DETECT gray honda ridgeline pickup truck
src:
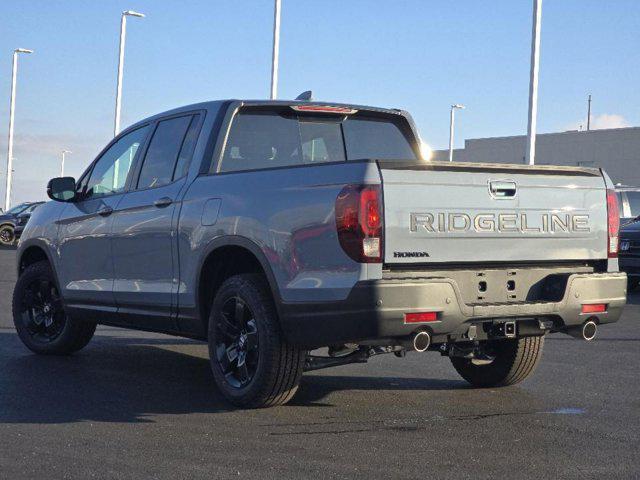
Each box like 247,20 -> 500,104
13,99 -> 626,408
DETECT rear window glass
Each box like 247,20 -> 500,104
219,109 -> 417,173
342,118 -> 417,160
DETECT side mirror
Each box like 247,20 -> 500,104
47,177 -> 77,202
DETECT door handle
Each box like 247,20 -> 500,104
154,197 -> 173,208
98,206 -> 113,217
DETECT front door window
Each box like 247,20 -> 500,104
84,126 -> 150,199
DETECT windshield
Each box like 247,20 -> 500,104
5,203 -> 29,215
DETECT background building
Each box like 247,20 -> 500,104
434,126 -> 640,186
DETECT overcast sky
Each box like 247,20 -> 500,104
0,0 -> 638,204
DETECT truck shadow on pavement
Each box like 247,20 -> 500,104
0,331 -> 467,424
291,375 -> 467,407
0,331 -> 231,424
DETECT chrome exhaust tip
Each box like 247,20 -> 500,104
581,320 -> 597,341
565,320 -> 598,341
412,331 -> 431,352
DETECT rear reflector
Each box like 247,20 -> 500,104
291,105 -> 358,114
404,312 -> 438,323
581,303 -> 607,314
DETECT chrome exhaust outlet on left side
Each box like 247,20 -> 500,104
398,331 -> 432,352
565,320 -> 598,341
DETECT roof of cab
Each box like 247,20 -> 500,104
122,99 -> 408,133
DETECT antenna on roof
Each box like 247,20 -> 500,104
295,90 -> 313,101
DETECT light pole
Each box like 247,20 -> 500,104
4,48 -> 33,211
448,104 -> 465,162
525,0 -> 542,165
114,10 -> 145,137
61,150 -> 72,177
270,0 -> 282,99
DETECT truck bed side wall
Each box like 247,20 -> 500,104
176,161 -> 382,334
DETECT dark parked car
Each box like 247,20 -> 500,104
14,211 -> 37,241
615,186 -> 640,223
616,186 -> 640,289
619,222 -> 640,288
0,202 -> 44,246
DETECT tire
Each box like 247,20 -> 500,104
450,336 -> 545,388
0,224 -> 14,246
208,274 -> 305,408
12,260 -> 96,355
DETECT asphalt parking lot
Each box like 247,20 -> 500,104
0,246 -> 638,479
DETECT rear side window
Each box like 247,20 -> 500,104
136,115 -> 194,190
219,108 -> 417,173
173,116 -> 200,180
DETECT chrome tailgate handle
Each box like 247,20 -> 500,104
489,181 -> 517,198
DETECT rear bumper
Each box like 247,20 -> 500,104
280,272 -> 627,348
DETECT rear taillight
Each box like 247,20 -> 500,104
606,189 -> 620,258
335,184 -> 383,263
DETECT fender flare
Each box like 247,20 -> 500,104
195,235 -> 284,319
16,238 -> 60,286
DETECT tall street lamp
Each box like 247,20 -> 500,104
114,10 -> 145,137
270,0 -> 282,99
61,150 -> 72,177
4,48 -> 33,211
525,0 -> 542,165
448,104 -> 465,162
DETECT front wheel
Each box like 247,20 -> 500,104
0,225 -> 15,246
208,274 -> 305,408
450,336 -> 545,387
12,261 -> 96,355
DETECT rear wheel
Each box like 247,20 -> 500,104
12,261 -> 96,355
0,225 -> 14,246
450,336 -> 545,387
208,274 -> 305,408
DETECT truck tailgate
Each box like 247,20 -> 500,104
379,161 -> 608,265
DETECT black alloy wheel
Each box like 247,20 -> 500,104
13,260 -> 97,355
19,277 -> 66,344
214,296 -> 260,389
207,274 -> 305,408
